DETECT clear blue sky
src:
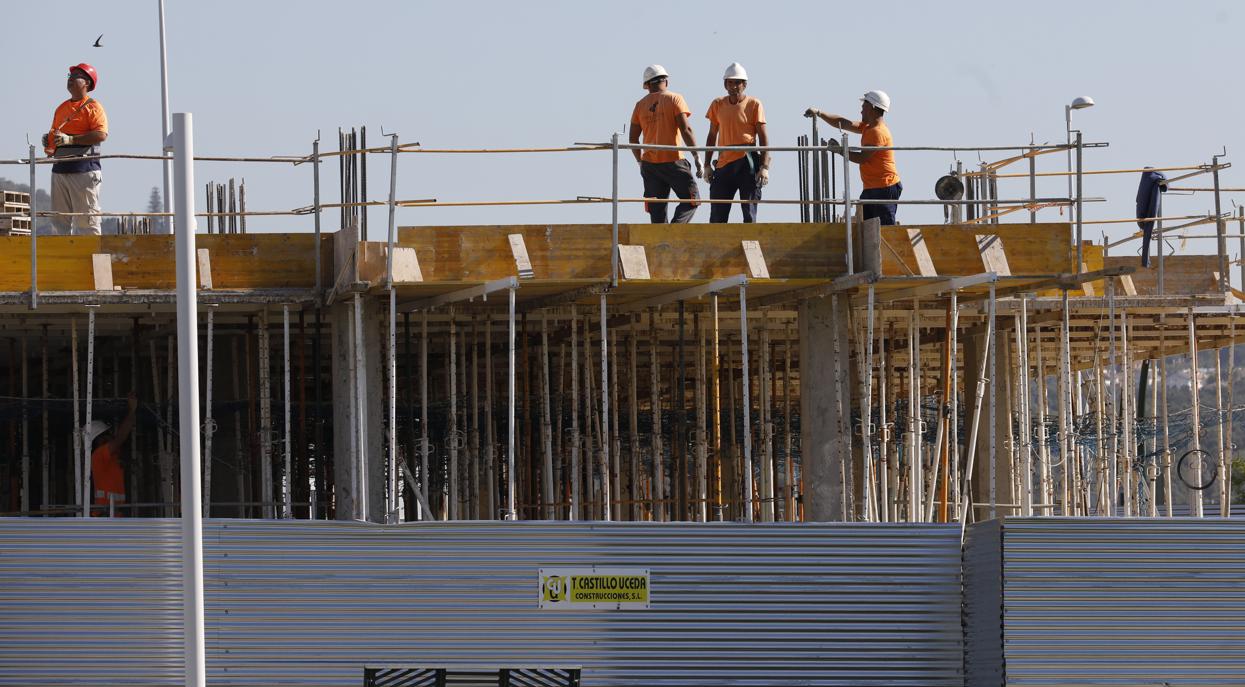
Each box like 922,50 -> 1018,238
3,0 -> 1242,283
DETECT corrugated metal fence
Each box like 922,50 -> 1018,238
0,519 -> 964,686
965,517 -> 1245,686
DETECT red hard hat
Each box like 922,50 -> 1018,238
68,63 -> 98,91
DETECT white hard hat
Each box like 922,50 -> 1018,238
642,64 -> 669,86
723,62 -> 748,81
83,420 -> 110,444
861,90 -> 891,112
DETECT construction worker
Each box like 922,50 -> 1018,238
703,63 -> 769,223
43,63 -> 108,235
630,64 -> 702,224
86,392 -> 137,515
805,90 -> 902,225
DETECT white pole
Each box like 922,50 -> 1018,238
157,0 -> 173,234
172,112 -> 206,687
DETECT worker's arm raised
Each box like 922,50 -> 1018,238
108,392 -> 138,455
804,108 -> 864,134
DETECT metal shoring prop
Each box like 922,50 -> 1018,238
949,290 -> 960,520
1215,340 -> 1227,518
1186,308 -> 1202,517
1035,325 -> 1052,510
541,312 -> 555,519
879,322 -> 890,521
506,286 -> 518,520
385,132 -> 400,523
421,313 -> 431,520
648,308 -> 661,521
1106,280 -> 1117,516
860,285 -> 876,521
629,315 -> 642,521
571,306 -> 581,520
1120,309 -> 1133,517
1060,290 -> 1073,514
203,307 -> 215,517
909,302 -> 920,521
1019,299 -> 1032,517
989,286 -> 998,520
959,282 -> 995,535
599,293 -> 611,521
448,307 -> 458,520
283,305 -> 293,519
353,293 -> 368,520
712,296 -> 723,520
1158,319 -> 1170,517
1227,317 -> 1236,515
259,310 -> 273,519
40,328 -> 49,510
18,338 -> 27,513
83,307 -> 96,516
740,284 -> 753,522
485,317 -> 496,519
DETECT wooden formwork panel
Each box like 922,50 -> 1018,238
393,223 -> 846,283
880,223 -> 1074,277
1104,254 -> 1224,296
0,234 -> 328,291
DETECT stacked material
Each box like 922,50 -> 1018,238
0,191 -> 31,235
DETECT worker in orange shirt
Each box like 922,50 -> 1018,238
703,63 -> 769,223
629,64 -> 702,223
86,392 -> 137,515
43,63 -> 109,235
805,90 -> 902,225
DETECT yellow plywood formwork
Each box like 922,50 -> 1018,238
0,234 -> 328,292
881,223 -> 1075,277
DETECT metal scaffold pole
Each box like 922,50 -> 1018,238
172,111 -> 206,687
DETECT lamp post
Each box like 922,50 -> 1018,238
1065,96 -> 1094,222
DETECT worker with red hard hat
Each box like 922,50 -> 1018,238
43,63 -> 109,235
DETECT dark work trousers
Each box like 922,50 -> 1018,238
709,154 -> 761,223
641,159 -> 699,223
860,181 -> 903,225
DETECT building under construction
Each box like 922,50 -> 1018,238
1,132 -> 1243,685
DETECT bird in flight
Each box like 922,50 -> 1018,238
93,34 -> 103,48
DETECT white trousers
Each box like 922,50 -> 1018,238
51,170 -> 102,235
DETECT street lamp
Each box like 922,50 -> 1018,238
1065,96 -> 1094,221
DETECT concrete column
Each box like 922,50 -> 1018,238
799,295 -> 851,521
331,295 -> 385,521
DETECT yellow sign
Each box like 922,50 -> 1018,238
538,567 -> 650,610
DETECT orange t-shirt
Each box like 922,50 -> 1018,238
92,443 -> 125,503
48,98 -> 108,148
631,91 -> 691,164
859,120 -> 899,189
706,95 -> 765,168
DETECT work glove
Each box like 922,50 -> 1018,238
804,108 -> 820,118
756,168 -> 769,187
702,165 -> 715,183
827,139 -> 843,155
52,132 -> 74,147
40,133 -> 49,147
